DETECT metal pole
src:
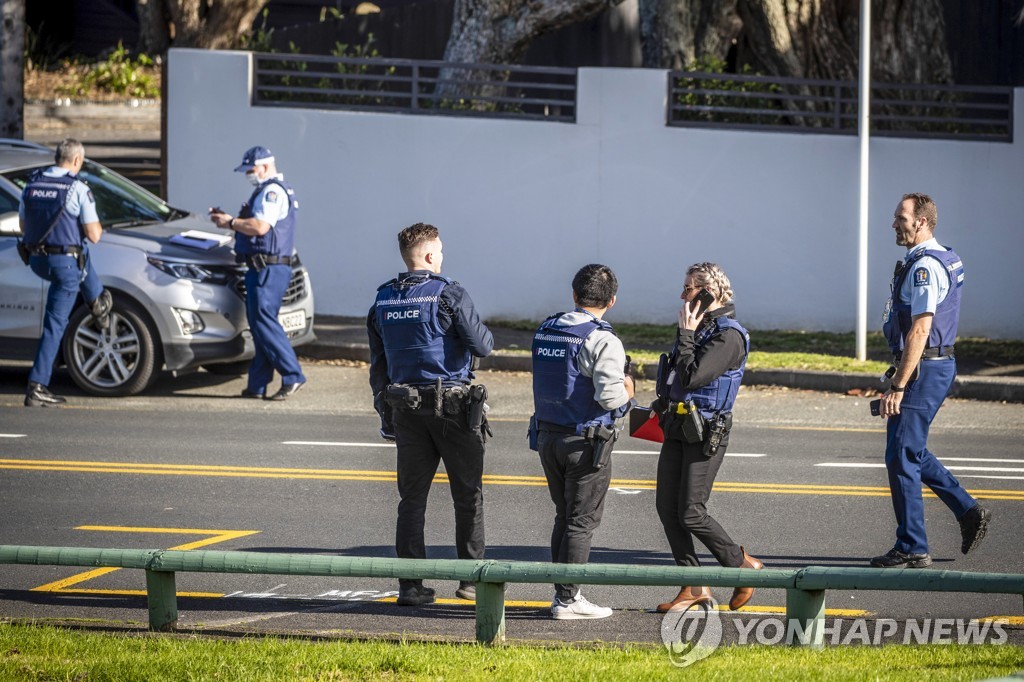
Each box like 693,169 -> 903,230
855,0 -> 872,361
145,569 -> 178,631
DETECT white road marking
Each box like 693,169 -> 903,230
957,475 -> 1024,481
942,457 -> 1024,463
610,488 -> 643,495
816,463 -> 1024,473
283,441 -> 395,448
616,450 -> 766,458
0,434 -> 26,438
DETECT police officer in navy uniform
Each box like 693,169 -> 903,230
652,262 -> 762,613
19,138 -> 112,407
871,193 -> 991,568
367,223 -> 493,606
210,146 -> 306,401
530,264 -> 635,620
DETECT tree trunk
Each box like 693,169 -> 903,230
737,0 -> 952,84
438,0 -> 625,101
166,0 -> 266,49
136,0 -> 171,55
638,0 -> 741,70
0,0 -> 25,139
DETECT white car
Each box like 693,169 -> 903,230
0,139 -> 316,396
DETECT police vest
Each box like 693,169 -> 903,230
235,178 -> 298,257
21,170 -> 81,248
667,316 -> 749,419
532,312 -> 618,430
374,274 -> 472,387
882,247 -> 963,353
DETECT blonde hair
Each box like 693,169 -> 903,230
686,262 -> 734,304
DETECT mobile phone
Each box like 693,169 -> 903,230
691,288 -> 715,317
208,207 -> 224,215
870,399 -> 881,417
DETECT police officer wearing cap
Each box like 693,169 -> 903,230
529,264 -> 635,620
209,146 -> 306,401
19,138 -> 112,407
871,192 -> 992,568
367,223 -> 493,606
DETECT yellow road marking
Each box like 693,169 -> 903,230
978,616 -> 1024,625
766,426 -> 886,434
369,597 -> 869,616
31,526 -> 260,594
3,458 -> 1023,500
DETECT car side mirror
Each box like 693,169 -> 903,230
0,212 -> 20,236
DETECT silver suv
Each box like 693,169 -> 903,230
0,140 -> 315,396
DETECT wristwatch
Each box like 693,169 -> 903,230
229,218 -> 237,230
890,384 -> 905,393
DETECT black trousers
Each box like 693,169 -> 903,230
538,430 -> 613,600
393,407 -> 485,585
655,420 -> 743,569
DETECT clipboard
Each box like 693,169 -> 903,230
629,406 -> 664,443
169,230 -> 232,250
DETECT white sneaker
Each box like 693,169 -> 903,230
550,593 -> 613,620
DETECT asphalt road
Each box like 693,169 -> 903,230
1,360 -> 1022,646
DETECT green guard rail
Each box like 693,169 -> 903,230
2,545 -> 1022,646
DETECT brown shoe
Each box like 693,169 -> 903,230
729,547 -> 764,611
656,585 -> 712,613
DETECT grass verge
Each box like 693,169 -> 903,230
1,622 -> 1022,681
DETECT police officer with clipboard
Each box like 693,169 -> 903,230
19,138 -> 112,407
210,146 -> 306,401
367,223 -> 493,606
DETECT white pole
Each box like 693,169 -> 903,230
855,0 -> 872,361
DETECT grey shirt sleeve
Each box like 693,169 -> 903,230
577,329 -> 631,411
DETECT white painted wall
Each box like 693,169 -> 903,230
167,48 -> 1024,338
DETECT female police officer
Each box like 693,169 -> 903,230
652,262 -> 763,613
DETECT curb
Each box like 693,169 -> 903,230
299,341 -> 1024,403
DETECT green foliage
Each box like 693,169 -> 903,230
240,9 -> 275,53
55,43 -> 159,99
676,55 -> 783,125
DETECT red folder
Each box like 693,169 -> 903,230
629,406 -> 664,443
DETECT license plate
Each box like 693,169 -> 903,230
278,310 -> 306,333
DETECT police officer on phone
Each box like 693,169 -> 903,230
367,223 -> 493,606
209,145 -> 306,401
19,138 -> 112,407
871,193 -> 991,568
529,264 -> 635,620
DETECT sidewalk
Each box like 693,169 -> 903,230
305,316 -> 1024,403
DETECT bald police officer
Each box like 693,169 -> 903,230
872,192 -> 992,568
210,146 -> 306,401
20,138 -> 112,407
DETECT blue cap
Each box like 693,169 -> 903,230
234,145 -> 275,172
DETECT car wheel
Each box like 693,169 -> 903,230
201,360 -> 251,376
62,295 -> 162,397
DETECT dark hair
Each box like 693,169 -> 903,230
398,222 -> 440,258
902,192 -> 938,230
572,264 -> 618,309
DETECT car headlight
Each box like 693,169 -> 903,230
172,308 -> 206,335
147,257 -> 232,284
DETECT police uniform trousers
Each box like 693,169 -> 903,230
537,429 -> 613,601
393,403 -> 485,583
28,248 -> 104,387
244,264 -> 305,393
655,416 -> 744,569
885,357 -> 975,555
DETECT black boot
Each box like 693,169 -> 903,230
25,382 -> 67,407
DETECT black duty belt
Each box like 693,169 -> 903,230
246,254 -> 293,267
30,244 -> 82,256
536,420 -> 578,435
895,345 -> 955,362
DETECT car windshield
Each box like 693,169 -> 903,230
2,160 -> 175,228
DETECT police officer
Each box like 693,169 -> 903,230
209,146 -> 306,400
20,138 -> 112,407
872,193 -> 991,568
652,262 -> 762,613
367,223 -> 493,606
530,264 -> 635,620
